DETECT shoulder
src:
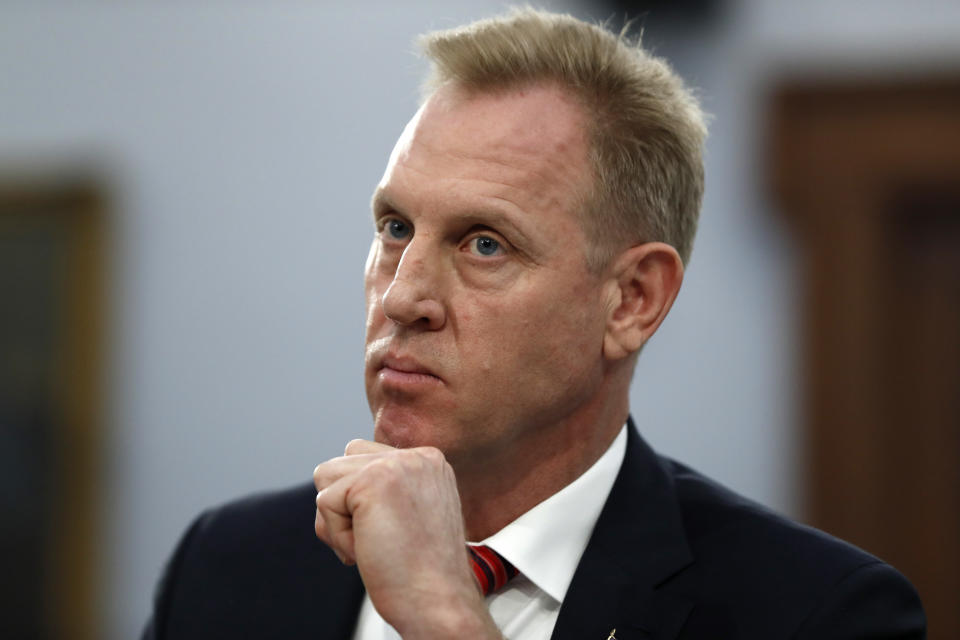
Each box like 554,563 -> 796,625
143,483 -> 363,640
660,457 -> 926,637
166,481 -> 344,581
185,482 -> 320,553
666,456 -> 873,577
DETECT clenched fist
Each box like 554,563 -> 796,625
313,440 -> 502,639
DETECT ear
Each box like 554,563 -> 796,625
602,242 -> 684,360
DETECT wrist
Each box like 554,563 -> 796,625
394,585 -> 501,640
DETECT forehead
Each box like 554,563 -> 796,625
418,82 -> 588,163
376,82 -> 591,216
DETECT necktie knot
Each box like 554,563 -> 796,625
467,544 -> 518,596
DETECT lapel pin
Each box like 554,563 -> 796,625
606,629 -> 617,640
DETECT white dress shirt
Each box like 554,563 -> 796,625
351,424 -> 628,640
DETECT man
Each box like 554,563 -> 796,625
144,9 -> 926,639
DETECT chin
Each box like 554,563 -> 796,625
372,408 -> 446,451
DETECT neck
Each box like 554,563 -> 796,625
455,379 -> 630,542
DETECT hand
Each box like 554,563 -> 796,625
313,440 -> 501,639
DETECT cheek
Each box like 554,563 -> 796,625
363,288 -> 380,341
363,247 -> 391,337
466,279 -> 602,380
456,308 -> 503,375
529,304 -> 598,367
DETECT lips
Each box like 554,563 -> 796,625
375,352 -> 444,389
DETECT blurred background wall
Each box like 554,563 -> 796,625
1,1 -> 957,638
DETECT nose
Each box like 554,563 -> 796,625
380,241 -> 446,331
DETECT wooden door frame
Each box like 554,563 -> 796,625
767,75 -> 960,639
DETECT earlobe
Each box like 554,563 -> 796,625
602,243 -> 684,360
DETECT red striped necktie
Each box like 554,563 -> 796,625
467,544 -> 519,596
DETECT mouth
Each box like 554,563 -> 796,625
376,353 -> 443,388
381,353 -> 435,375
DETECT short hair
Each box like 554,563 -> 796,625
418,8 -> 707,268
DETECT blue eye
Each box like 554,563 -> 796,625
469,236 -> 501,256
386,219 -> 410,240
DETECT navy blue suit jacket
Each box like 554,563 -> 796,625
143,422 -> 925,638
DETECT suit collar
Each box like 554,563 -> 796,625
551,417 -> 694,640
482,424 -> 628,602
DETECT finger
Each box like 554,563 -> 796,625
314,490 -> 340,543
315,506 -> 354,565
315,477 -> 359,563
314,507 -> 328,543
313,453 -> 386,491
344,439 -> 395,456
320,504 -> 356,564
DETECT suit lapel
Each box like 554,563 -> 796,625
551,420 -> 694,640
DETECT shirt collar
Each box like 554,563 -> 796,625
477,424 -> 628,603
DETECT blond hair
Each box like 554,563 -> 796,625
419,8 -> 707,268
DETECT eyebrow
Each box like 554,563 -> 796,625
369,188 -> 393,220
458,199 -> 539,250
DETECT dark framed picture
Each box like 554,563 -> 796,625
0,179 -> 106,640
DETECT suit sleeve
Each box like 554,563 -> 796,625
794,560 -> 926,639
140,510 -> 209,640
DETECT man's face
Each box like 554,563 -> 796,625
364,83 -> 610,467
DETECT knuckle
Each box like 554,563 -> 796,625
344,439 -> 365,455
417,445 -> 447,466
364,454 -> 395,478
361,454 -> 407,490
395,449 -> 424,472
